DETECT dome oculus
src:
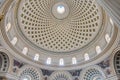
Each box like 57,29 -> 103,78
57,5 -> 65,14
52,2 -> 69,19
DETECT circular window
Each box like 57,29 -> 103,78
57,6 -> 65,14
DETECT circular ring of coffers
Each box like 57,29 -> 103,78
1,0 -> 119,70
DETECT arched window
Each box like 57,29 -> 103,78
22,47 -> 28,55
105,34 -> 111,43
59,58 -> 64,66
96,46 -> 102,54
72,57 -> 77,64
11,37 -> 18,45
6,22 -> 11,32
34,54 -> 39,61
110,18 -> 114,26
84,53 -> 90,61
46,57 -> 51,65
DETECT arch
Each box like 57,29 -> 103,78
22,47 -> 28,55
84,53 -> 90,61
114,50 -> 120,75
72,57 -> 77,64
46,57 -> 52,65
79,65 -> 106,80
10,37 -> 18,46
0,52 -> 9,72
105,34 -> 111,43
0,54 -> 2,70
49,71 -> 72,80
59,58 -> 64,66
110,46 -> 120,76
112,47 -> 120,75
5,22 -> 11,32
18,65 -> 43,80
96,46 -> 102,54
0,47 -> 14,76
34,54 -> 39,61
110,18 -> 114,26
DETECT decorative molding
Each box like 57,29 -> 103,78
49,71 -> 73,80
18,65 -> 43,80
79,65 -> 106,80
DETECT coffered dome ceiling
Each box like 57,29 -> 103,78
0,0 -> 118,70
17,0 -> 102,52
